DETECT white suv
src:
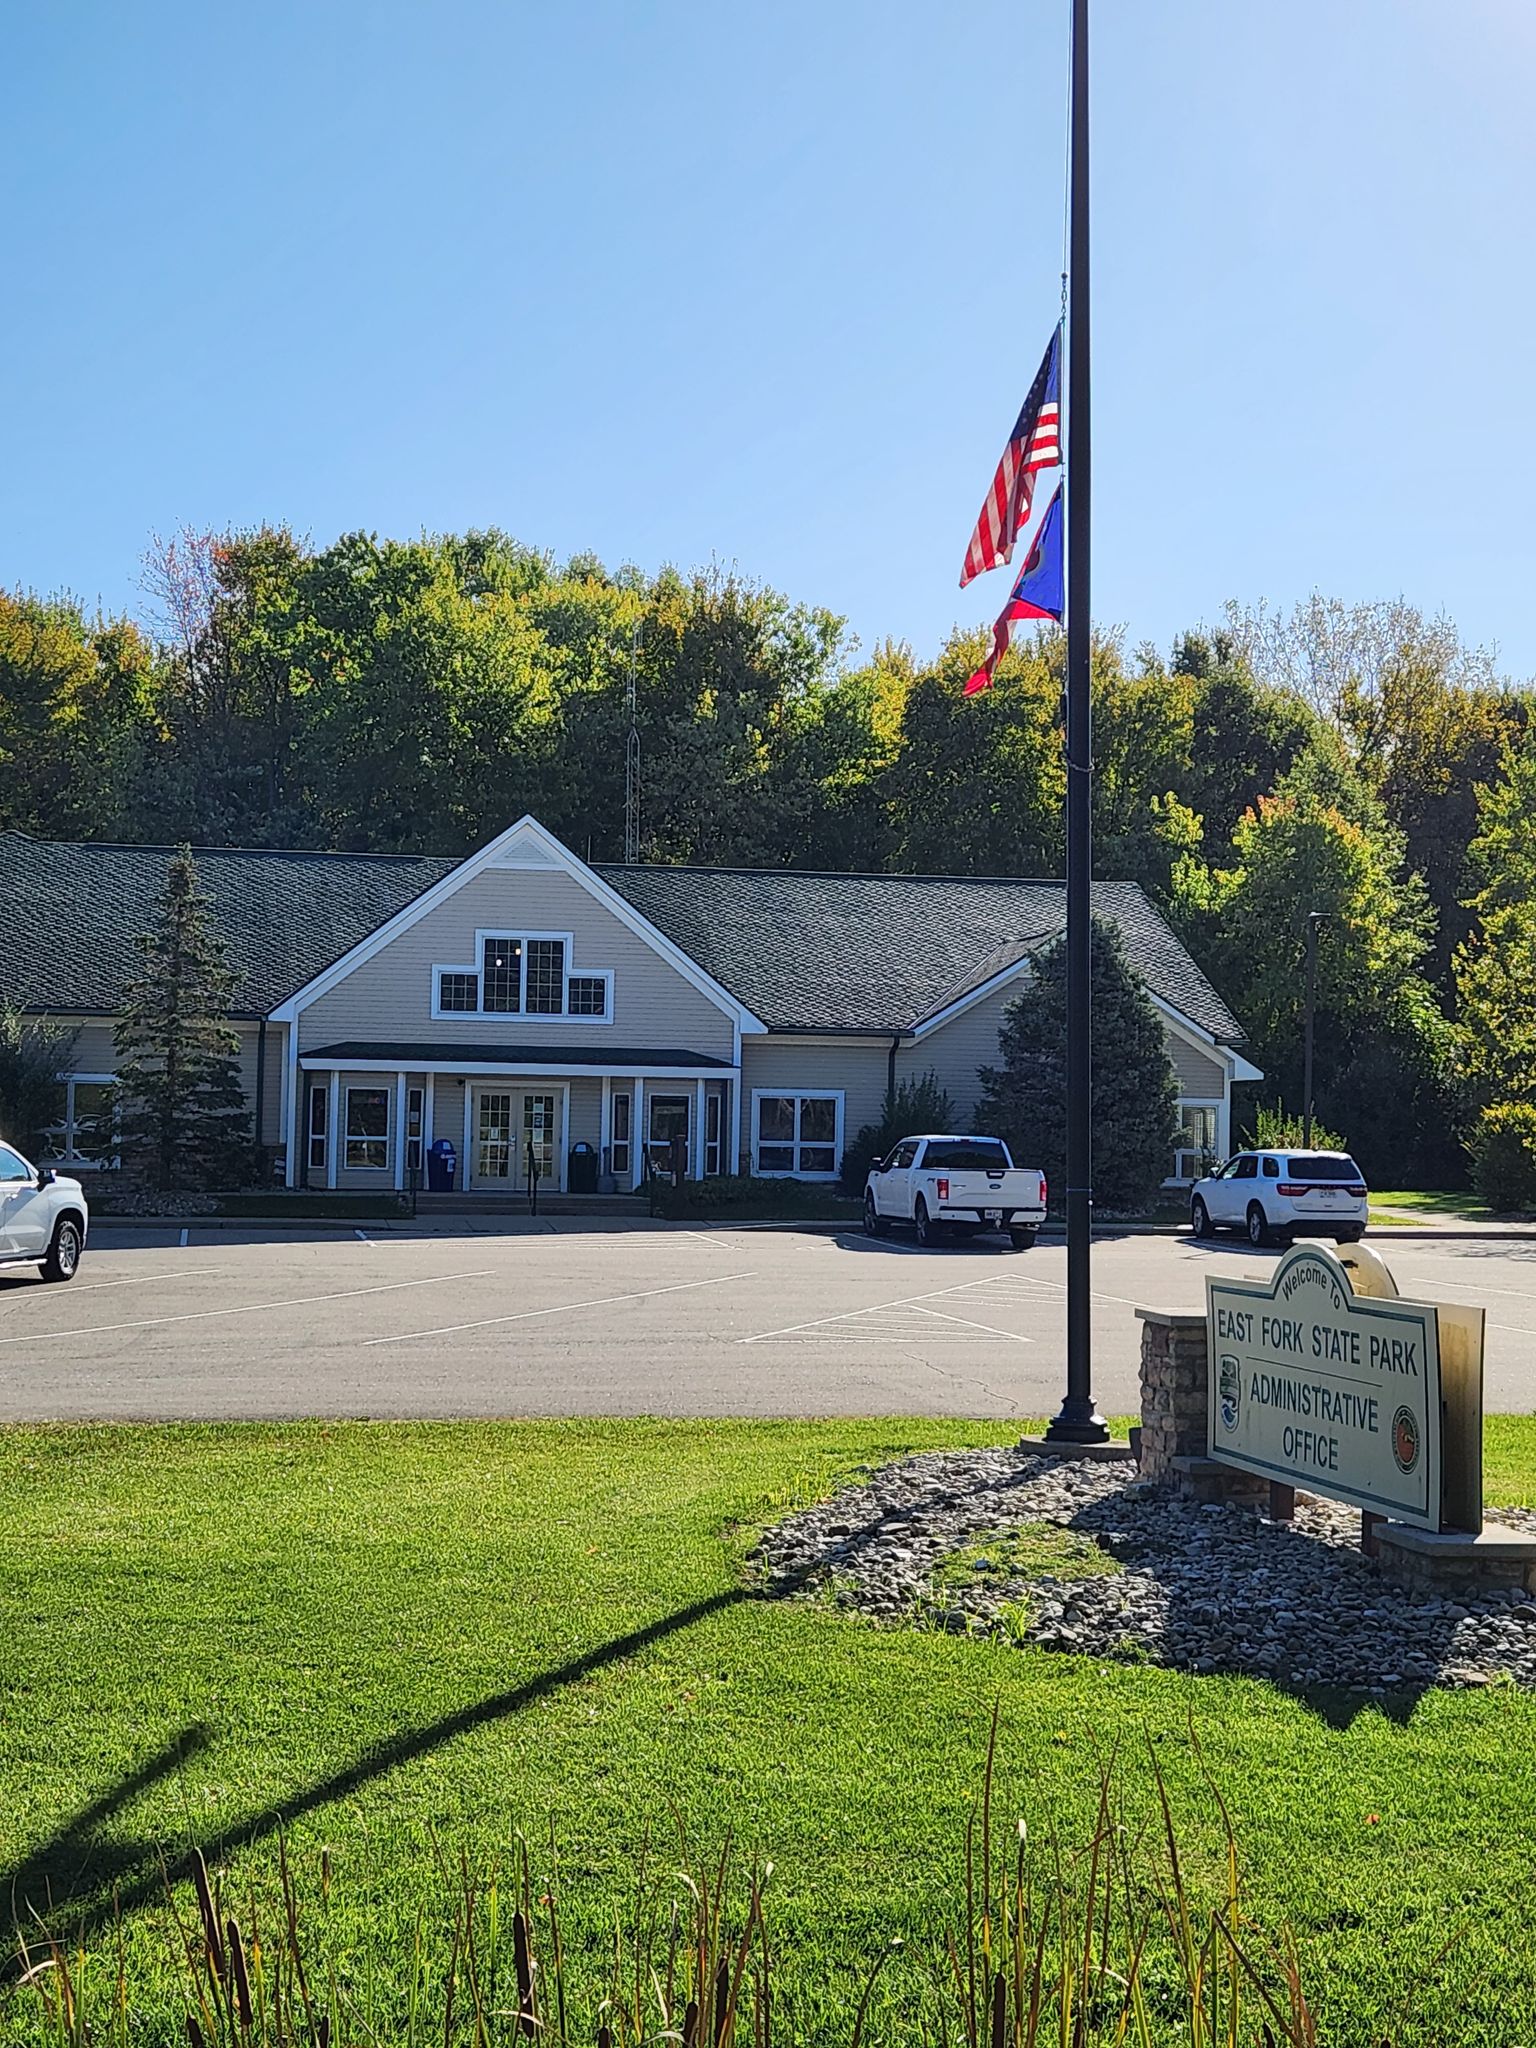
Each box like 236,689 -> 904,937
0,1139 -> 88,1281
1190,1149 -> 1367,1248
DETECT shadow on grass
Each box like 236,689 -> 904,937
3,1586 -> 748,1962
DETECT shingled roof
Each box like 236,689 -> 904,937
596,864 -> 1244,1042
0,830 -> 1243,1043
0,832 -> 456,1017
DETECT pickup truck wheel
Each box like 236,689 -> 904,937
1008,1226 -> 1037,1251
1190,1196 -> 1212,1239
42,1217 -> 82,1283
913,1196 -> 942,1248
1245,1203 -> 1271,1249
862,1191 -> 889,1238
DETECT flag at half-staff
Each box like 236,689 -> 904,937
959,327 -> 1062,587
963,486 -> 1063,696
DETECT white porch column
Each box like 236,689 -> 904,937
633,1077 -> 646,1191
462,1082 -> 474,1192
424,1073 -> 436,1151
325,1071 -> 339,1190
599,1075 -> 612,1177
729,1073 -> 743,1177
280,1027 -> 296,1187
393,1071 -> 408,1192
693,1078 -> 706,1179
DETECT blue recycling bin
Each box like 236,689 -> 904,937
427,1138 -> 457,1192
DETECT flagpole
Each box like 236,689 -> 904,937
1044,0 -> 1108,1446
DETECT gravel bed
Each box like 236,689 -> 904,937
750,1448 -> 1536,1695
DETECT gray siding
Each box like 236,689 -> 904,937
297,868 -> 735,1060
739,1037 -> 889,1175
1167,1036 -> 1225,1097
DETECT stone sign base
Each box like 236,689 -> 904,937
1374,1521 -> 1536,1596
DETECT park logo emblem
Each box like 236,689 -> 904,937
1392,1404 -> 1421,1476
1218,1353 -> 1241,1434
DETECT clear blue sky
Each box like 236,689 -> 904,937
5,0 -> 1533,676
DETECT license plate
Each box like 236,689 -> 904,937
985,1208 -> 1003,1222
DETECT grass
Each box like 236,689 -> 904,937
1370,1189 -> 1502,1222
6,1418 -> 1536,2042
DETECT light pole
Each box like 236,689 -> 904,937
1302,912 -> 1323,1147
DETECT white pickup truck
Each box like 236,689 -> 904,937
863,1133 -> 1047,1250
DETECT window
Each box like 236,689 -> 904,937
1172,1104 -> 1219,1184
0,1144 -> 32,1183
887,1139 -> 920,1171
705,1092 -> 722,1176
525,938 -> 565,1013
308,1084 -> 329,1174
1286,1156 -> 1365,1184
434,934 -> 611,1020
1262,1155 -> 1280,1178
344,1087 -> 389,1171
438,970 -> 479,1013
481,936 -> 522,1013
1233,1156 -> 1258,1180
406,1086 -> 424,1175
610,1091 -> 631,1178
43,1077 -> 117,1166
754,1092 -> 842,1178
922,1139 -> 1010,1171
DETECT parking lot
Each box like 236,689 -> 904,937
0,1218 -> 1534,1421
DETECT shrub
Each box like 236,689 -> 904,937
838,1071 -> 957,1194
650,1172 -> 851,1220
0,999 -> 74,1156
1470,1101 -> 1536,1213
1240,1102 -> 1347,1154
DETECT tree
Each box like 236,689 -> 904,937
0,1000 -> 74,1156
1456,735 -> 1536,1109
113,849 -> 250,1189
976,920 -> 1179,1212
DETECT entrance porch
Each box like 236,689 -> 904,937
290,1041 -> 738,1194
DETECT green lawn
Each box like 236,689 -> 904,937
6,1419 -> 1536,2042
1371,1189 -> 1502,1221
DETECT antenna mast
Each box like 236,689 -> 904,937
624,619 -> 642,865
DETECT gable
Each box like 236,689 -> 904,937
296,864 -> 738,1057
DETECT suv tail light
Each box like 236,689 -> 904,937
936,1176 -> 950,1201
1039,1175 -> 1048,1207
1277,1182 -> 1305,1196
1347,1183 -> 1367,1197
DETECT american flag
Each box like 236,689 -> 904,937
959,328 -> 1062,588
963,486 -> 1064,696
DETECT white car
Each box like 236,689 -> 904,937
1190,1148 -> 1367,1248
0,1138 -> 88,1281
865,1133 -> 1047,1249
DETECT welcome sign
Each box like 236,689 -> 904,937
1206,1245 -> 1443,1528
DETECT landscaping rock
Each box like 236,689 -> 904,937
748,1446 -> 1536,1695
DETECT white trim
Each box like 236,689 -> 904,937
749,1087 -> 845,1181
393,1072 -> 409,1191
599,1074 -> 612,1163
325,1071 -> 339,1191
268,815 -> 766,1034
464,1081 -> 569,1192
693,1078 -> 706,1179
632,1078 -> 645,1192
284,1026 -> 301,1186
423,1072 -> 436,1156
41,1073 -> 119,1169
1165,1097 -> 1224,1187
462,1082 -> 473,1190
297,1056 -> 730,1080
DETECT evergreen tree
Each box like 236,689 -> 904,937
113,849 -> 250,1189
976,920 -> 1179,1212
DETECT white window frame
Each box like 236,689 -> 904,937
42,1073 -> 119,1168
307,1081 -> 330,1177
610,1089 -> 632,1179
1171,1098 -> 1223,1185
343,1085 -> 391,1172
405,1085 -> 425,1177
750,1089 -> 844,1181
431,930 -> 614,1024
705,1090 -> 722,1176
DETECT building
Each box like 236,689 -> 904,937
3,815 -> 1259,1191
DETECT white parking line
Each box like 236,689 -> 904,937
0,1269 -> 500,1349
368,1270 -> 757,1346
2,1265 -> 237,1300
908,1304 -> 1033,1343
743,1272 -> 1040,1345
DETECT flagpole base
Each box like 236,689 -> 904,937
1018,1434 -> 1134,1463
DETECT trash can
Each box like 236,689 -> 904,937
427,1138 -> 457,1192
568,1140 -> 598,1195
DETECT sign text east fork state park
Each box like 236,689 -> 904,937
1207,1246 -> 1442,1527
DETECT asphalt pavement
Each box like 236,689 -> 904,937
0,1218 -> 1532,1421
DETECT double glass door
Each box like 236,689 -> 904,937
475,1090 -> 559,1188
